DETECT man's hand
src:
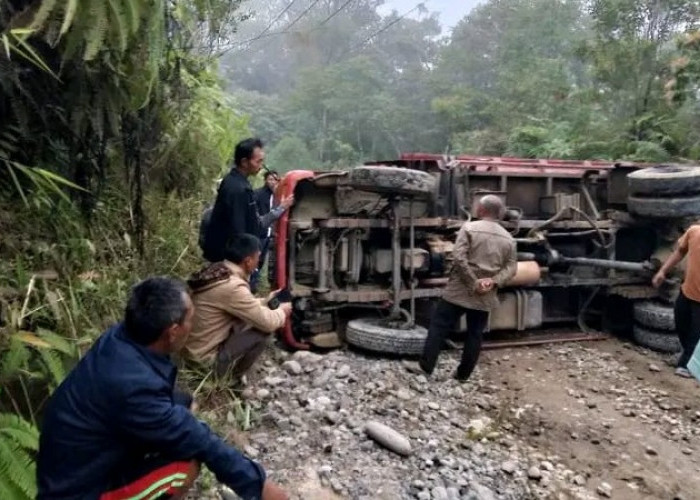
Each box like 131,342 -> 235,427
475,278 -> 495,294
262,479 -> 289,500
280,195 -> 294,210
652,271 -> 666,289
280,302 -> 293,316
268,289 -> 282,301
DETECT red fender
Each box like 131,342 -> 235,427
274,170 -> 316,350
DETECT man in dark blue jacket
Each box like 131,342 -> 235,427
37,277 -> 288,500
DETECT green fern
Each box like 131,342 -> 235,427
0,413 -> 38,500
0,337 -> 30,384
37,349 -> 66,390
84,0 -> 109,61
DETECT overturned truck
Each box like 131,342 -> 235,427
271,154 -> 696,355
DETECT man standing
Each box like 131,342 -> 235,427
652,225 -> 700,378
254,170 -> 282,288
185,234 -> 292,378
201,138 -> 292,265
418,195 -> 517,381
37,277 -> 288,500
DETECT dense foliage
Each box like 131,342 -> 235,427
224,0 -> 700,170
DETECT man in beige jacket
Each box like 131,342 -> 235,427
184,234 -> 292,377
419,195 -> 517,381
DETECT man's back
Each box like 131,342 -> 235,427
679,225 -> 700,301
203,169 -> 261,262
37,325 -> 171,498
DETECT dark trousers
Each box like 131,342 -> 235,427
250,236 -> 273,294
675,291 -> 700,368
420,299 -> 489,380
215,325 -> 269,378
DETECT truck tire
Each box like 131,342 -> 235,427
632,325 -> 681,354
346,317 -> 427,355
348,166 -> 436,198
633,301 -> 675,331
628,165 -> 700,196
628,194 -> 700,218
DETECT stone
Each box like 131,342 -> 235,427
572,475 -> 586,486
467,483 -> 497,500
501,460 -> 518,474
256,388 -> 270,399
645,446 -> 658,456
527,466 -> 542,480
597,482 -> 612,497
431,486 -> 448,500
364,421 -> 412,456
282,360 -> 302,375
649,363 -> 661,372
337,364 -> 351,378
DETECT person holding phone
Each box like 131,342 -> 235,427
184,234 -> 293,378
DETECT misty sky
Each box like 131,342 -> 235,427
379,0 -> 484,30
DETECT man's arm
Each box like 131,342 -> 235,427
451,225 -> 479,292
259,206 -> 285,229
653,233 -> 689,287
118,387 -> 266,499
492,240 -> 518,288
225,282 -> 287,333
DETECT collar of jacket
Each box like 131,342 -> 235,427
116,322 -> 175,382
223,260 -> 251,282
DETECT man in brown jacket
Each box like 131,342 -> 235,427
184,234 -> 292,377
419,195 -> 517,381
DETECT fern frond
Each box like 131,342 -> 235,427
30,0 -> 60,31
84,0 -> 108,61
0,414 -> 38,499
0,338 -> 30,383
0,413 -> 39,451
36,328 -> 76,356
59,0 -> 80,38
107,0 -> 129,53
37,349 -> 66,388
124,0 -> 143,34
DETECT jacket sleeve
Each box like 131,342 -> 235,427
451,225 -> 479,291
259,206 -> 285,229
118,385 -> 266,500
225,282 -> 287,333
493,239 -> 518,288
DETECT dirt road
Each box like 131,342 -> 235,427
196,337 -> 700,500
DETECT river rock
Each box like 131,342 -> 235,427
364,421 -> 412,456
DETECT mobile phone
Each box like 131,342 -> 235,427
268,288 -> 292,309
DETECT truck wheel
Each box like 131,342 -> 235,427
628,165 -> 700,196
633,301 -> 675,331
628,194 -> 700,218
632,325 -> 681,354
348,166 -> 436,198
346,317 -> 427,355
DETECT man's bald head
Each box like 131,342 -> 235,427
476,194 -> 505,220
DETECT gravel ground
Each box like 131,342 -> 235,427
191,337 -> 700,500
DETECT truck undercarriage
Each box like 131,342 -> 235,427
273,154 -> 692,355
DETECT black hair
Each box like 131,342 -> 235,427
263,170 -> 279,180
224,234 -> 261,264
124,277 -> 189,345
234,138 -> 264,167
